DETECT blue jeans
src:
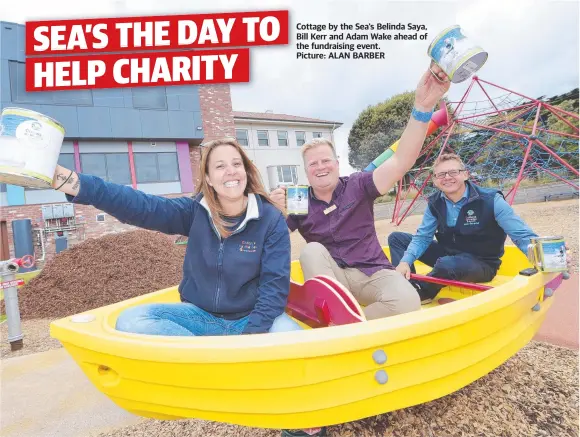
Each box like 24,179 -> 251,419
388,231 -> 497,299
115,302 -> 303,336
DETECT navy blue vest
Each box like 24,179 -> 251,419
427,182 -> 507,269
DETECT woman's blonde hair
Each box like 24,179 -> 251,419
195,137 -> 271,238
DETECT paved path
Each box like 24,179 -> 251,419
1,348 -> 142,437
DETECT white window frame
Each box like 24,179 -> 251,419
313,132 -> 323,138
236,129 -> 249,147
276,165 -> 298,185
277,131 -> 288,147
257,130 -> 269,146
295,131 -> 306,147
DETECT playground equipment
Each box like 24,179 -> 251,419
1,255 -> 35,350
391,76 -> 579,225
49,245 -> 566,430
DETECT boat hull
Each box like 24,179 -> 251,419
49,246 -> 560,429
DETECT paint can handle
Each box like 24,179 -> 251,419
527,243 -> 540,269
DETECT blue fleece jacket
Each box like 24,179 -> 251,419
66,173 -> 291,334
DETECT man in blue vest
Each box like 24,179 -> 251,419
388,153 -> 542,303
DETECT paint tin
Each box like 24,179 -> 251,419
427,25 -> 488,83
0,107 -> 66,189
286,185 -> 309,215
527,236 -> 568,273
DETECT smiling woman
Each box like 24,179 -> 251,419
197,138 -> 270,237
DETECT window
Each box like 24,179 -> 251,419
134,152 -> 180,183
296,131 -> 306,147
131,87 -> 167,109
236,129 -> 249,146
257,130 -> 269,146
80,153 -> 131,184
0,184 -> 6,193
313,132 -> 323,138
9,61 -> 93,105
277,131 -> 288,146
277,166 -> 298,185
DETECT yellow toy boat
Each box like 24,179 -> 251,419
49,246 -> 564,430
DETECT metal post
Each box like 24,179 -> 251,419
0,260 -> 24,351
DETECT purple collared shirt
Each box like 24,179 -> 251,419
287,171 -> 394,276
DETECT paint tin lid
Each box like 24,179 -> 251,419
532,236 -> 565,242
1,107 -> 65,132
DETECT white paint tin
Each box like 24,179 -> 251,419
527,236 -> 568,273
0,107 -> 66,188
287,185 -> 309,215
428,25 -> 488,83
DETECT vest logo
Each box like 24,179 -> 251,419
465,210 -> 480,226
239,240 -> 257,253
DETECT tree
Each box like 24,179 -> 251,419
348,92 -> 416,170
348,91 -> 449,171
353,129 -> 403,171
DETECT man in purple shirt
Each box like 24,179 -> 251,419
271,63 -> 451,323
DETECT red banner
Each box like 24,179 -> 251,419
25,48 -> 250,91
26,10 -> 289,55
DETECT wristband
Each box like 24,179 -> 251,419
411,107 -> 434,123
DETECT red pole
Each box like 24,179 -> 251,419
410,273 -> 493,291
472,77 -> 579,121
533,138 -> 580,176
531,161 -> 579,189
502,122 -> 579,139
456,103 -> 536,122
459,120 -> 531,139
546,107 -> 580,133
392,179 -> 403,223
452,77 -> 477,118
543,102 -> 580,120
508,139 -> 535,205
476,79 -> 502,115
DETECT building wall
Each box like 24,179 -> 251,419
0,22 -> 204,142
234,121 -> 334,190
193,85 -> 236,188
1,193 -> 187,267
1,84 -> 236,263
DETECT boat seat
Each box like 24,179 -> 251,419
286,275 -> 366,328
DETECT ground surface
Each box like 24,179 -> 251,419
1,199 -> 578,437
90,341 -> 578,437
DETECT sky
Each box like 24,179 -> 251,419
2,0 -> 579,175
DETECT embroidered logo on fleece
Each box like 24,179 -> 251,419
239,240 -> 257,253
464,209 -> 480,226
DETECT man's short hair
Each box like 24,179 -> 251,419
433,153 -> 465,171
301,137 -> 337,159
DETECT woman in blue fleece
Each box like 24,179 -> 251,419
50,138 -> 302,336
